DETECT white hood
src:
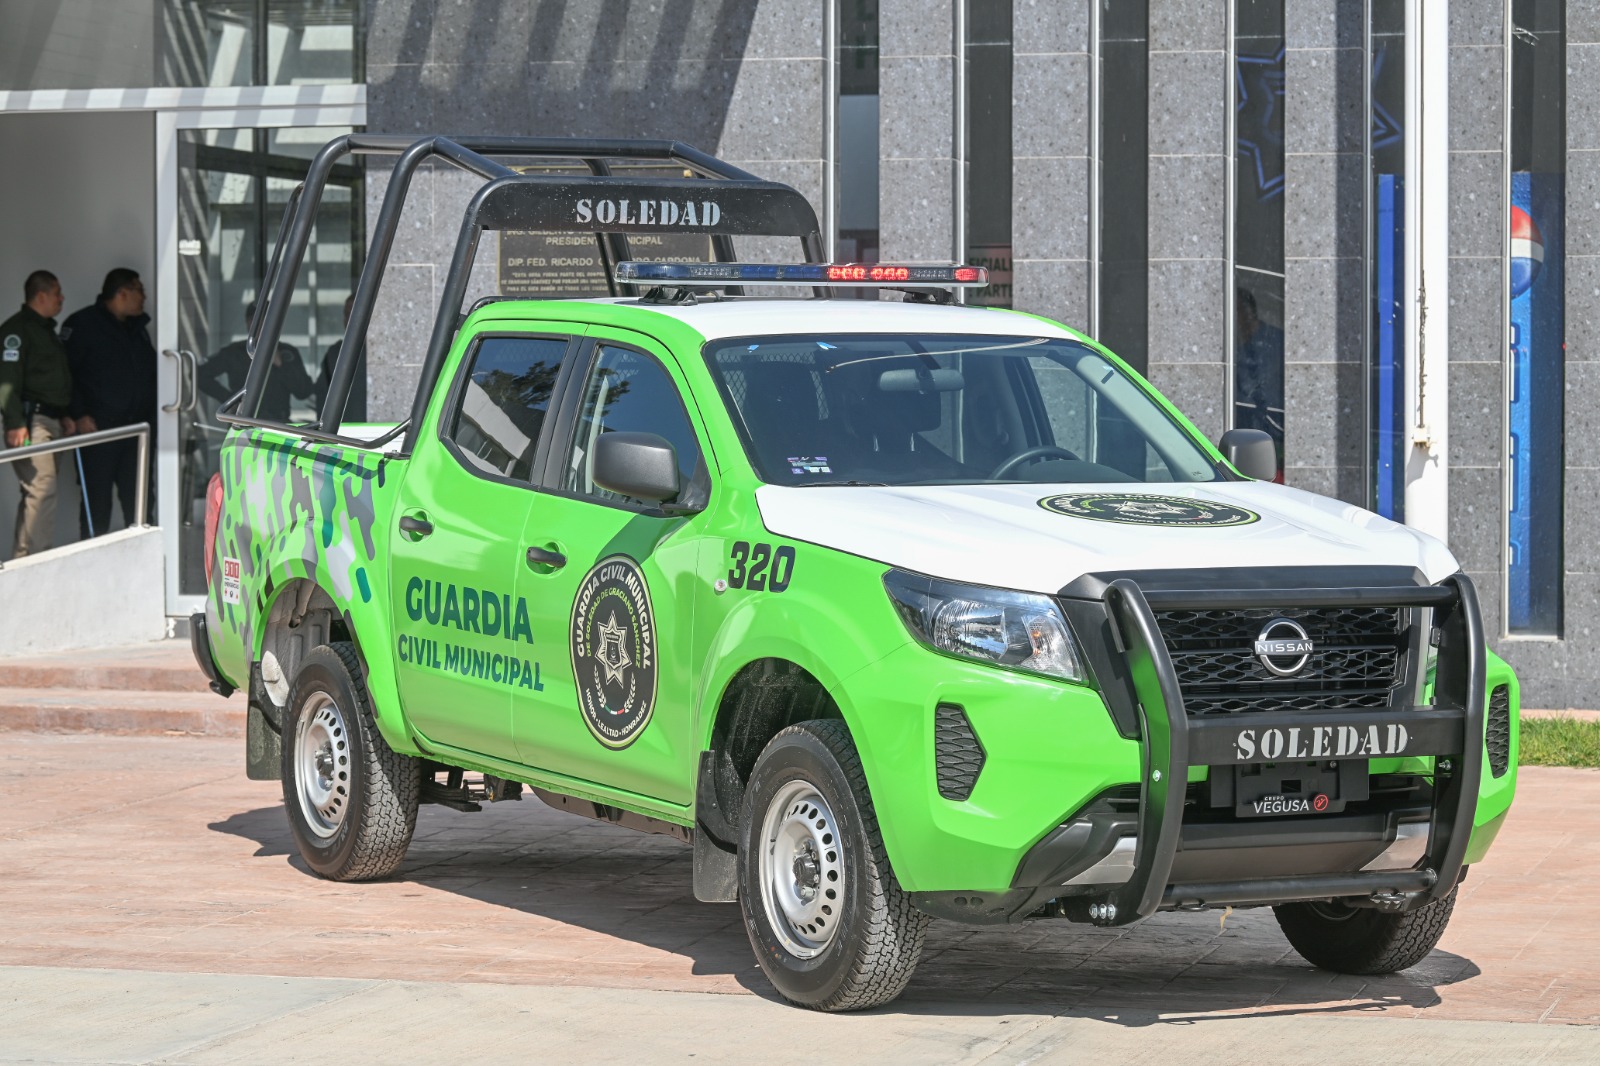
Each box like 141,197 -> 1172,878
754,481 -> 1459,593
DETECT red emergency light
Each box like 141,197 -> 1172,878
615,261 -> 989,288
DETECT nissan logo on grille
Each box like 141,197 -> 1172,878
1254,618 -> 1314,676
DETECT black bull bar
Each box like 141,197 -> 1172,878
1094,572 -> 1485,922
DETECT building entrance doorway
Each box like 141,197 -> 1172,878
0,85 -> 365,618
170,126 -> 364,601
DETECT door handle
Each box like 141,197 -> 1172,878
399,514 -> 434,538
180,350 -> 200,412
526,545 -> 567,570
161,349 -> 184,412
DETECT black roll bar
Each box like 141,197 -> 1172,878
224,134 -> 825,451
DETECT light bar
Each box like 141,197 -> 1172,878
614,261 -> 989,288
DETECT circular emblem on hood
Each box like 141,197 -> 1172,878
1038,493 -> 1260,527
570,555 -> 658,749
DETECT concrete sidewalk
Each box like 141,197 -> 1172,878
3,964 -> 1597,1065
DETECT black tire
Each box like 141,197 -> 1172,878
1274,886 -> 1458,974
738,720 -> 930,1011
281,642 -> 421,881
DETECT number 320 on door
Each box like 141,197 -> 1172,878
727,541 -> 795,593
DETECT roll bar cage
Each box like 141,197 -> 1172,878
218,134 -> 826,454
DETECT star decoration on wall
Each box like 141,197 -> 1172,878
1236,45 -> 1287,202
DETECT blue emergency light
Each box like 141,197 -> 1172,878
614,261 -> 989,288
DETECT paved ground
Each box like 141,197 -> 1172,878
1,731 -> 1598,1062
6,966 -> 1600,1065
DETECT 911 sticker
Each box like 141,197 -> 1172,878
221,557 -> 242,604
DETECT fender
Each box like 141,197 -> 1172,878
249,573 -> 417,755
692,554 -> 912,826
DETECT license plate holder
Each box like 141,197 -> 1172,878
1209,759 -> 1370,817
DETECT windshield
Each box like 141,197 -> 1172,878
704,333 -> 1222,486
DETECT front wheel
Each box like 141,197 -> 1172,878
738,720 -> 930,1011
281,642 -> 421,881
1274,886 -> 1459,974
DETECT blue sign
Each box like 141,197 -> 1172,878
1507,173 -> 1564,633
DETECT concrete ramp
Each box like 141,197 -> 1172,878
0,527 -> 167,656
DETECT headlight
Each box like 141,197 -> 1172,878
882,569 -> 1086,683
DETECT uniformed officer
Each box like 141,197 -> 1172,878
0,270 -> 75,557
64,268 -> 158,538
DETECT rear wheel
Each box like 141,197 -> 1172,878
281,642 -> 420,881
738,720 -> 929,1011
1274,887 -> 1458,974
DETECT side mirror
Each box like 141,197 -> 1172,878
1219,428 -> 1277,481
593,431 -> 679,502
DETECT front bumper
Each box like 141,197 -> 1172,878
907,572 -> 1493,926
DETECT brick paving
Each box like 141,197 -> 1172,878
1,732 -> 1597,1024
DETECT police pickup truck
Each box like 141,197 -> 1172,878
192,135 -> 1519,1012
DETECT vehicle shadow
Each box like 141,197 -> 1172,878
209,798 -> 1479,1023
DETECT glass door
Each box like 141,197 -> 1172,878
163,122 -> 363,612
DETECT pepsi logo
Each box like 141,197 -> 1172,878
1511,206 -> 1544,299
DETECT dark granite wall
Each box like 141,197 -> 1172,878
359,0 -> 1592,705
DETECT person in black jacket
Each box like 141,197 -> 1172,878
313,294 -> 367,424
195,299 -> 314,423
63,268 -> 158,537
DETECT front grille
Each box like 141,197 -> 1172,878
1184,690 -> 1392,716
1487,684 -> 1511,777
1154,606 -> 1409,716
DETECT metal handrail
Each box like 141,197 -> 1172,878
0,422 -> 151,528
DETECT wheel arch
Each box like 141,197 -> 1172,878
254,576 -> 414,753
700,656 -> 850,835
691,587 -> 909,841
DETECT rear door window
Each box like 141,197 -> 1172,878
442,335 -> 573,482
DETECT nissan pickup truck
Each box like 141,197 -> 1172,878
192,135 -> 1520,1012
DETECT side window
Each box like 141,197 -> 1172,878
565,345 -> 702,503
444,335 -> 570,481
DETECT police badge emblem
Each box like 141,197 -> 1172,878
570,555 -> 659,749
1038,492 -> 1260,527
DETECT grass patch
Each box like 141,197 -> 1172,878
1519,717 -> 1600,769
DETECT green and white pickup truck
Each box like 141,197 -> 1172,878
192,135 -> 1519,1012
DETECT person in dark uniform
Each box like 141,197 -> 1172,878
0,270 -> 75,555
1234,286 -> 1286,478
63,268 -> 158,538
195,299 -> 314,423
313,294 -> 367,424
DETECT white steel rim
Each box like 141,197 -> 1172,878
294,692 -> 351,839
759,779 -> 845,959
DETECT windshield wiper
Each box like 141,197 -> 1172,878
798,480 -> 888,487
